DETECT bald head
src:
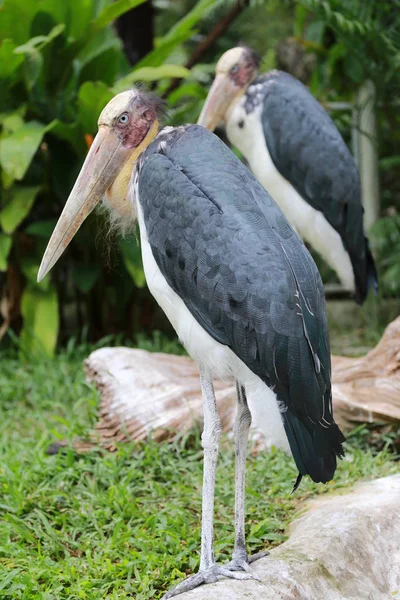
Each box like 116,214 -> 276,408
97,89 -> 164,150
216,46 -> 260,87
198,46 -> 260,131
37,88 -> 162,282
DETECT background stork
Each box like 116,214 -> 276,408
38,89 -> 344,597
198,46 -> 378,304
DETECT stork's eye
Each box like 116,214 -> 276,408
230,65 -> 239,74
118,112 -> 129,125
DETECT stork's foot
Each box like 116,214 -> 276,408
224,548 -> 269,580
161,563 -> 253,599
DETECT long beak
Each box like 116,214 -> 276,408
38,127 -> 129,282
197,74 -> 239,131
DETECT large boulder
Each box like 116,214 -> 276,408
174,474 -> 400,600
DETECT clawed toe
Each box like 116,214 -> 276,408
224,558 -> 260,580
248,549 -> 269,563
224,549 -> 269,581
161,562 -> 256,599
225,558 -> 260,580
217,565 -> 253,580
161,570 -> 208,599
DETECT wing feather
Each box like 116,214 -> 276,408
259,71 -> 377,303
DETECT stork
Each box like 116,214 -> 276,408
198,46 -> 378,304
38,89 -> 345,598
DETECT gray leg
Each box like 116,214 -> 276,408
233,382 -> 252,560
162,370 -> 251,599
225,384 -> 268,576
199,366 -> 222,570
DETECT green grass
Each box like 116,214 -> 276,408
0,339 -> 399,599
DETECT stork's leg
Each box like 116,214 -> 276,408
233,382 -> 252,562
162,369 -> 252,599
198,366 -> 221,571
225,384 -> 268,575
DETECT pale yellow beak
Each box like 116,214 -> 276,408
37,127 -> 131,282
198,74 -> 239,131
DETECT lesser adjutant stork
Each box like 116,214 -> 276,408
38,89 -> 345,597
198,46 -> 378,304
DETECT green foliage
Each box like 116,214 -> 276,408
290,0 -> 400,289
1,0 -> 399,351
0,0 -> 224,352
291,2 -> 399,106
371,215 -> 400,297
20,284 -> 59,356
0,234 -> 12,271
114,64 -> 190,92
0,345 -> 398,598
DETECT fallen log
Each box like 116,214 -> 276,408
331,315 -> 400,429
80,317 -> 400,451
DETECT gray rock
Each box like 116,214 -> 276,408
175,474 -> 400,600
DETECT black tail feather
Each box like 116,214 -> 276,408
354,236 -> 378,304
291,473 -> 303,494
366,238 -> 378,296
283,410 -> 345,484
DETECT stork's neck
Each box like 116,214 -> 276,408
226,86 -> 248,124
225,71 -> 264,123
242,75 -> 270,115
106,120 -> 159,219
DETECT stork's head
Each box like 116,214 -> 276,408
198,46 -> 260,131
38,89 -> 162,282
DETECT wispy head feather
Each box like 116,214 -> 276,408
131,84 -> 168,124
238,43 -> 261,69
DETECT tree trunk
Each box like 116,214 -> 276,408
115,0 -> 154,66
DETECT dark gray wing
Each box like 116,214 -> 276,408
259,71 -> 377,303
138,125 -> 344,483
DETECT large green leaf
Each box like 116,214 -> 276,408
78,81 -> 114,134
24,219 -> 57,240
76,28 -> 121,71
0,39 -> 24,79
50,120 -> 86,156
68,0 -> 93,40
0,0 -> 67,44
0,0 -> 36,45
114,64 -> 190,93
134,33 -> 193,70
0,107 -> 26,134
14,24 -> 65,54
0,186 -> 41,234
79,46 -> 121,86
92,0 -> 147,30
0,120 -> 55,181
24,219 -> 57,239
22,48 -> 43,91
119,236 -> 146,288
0,234 -> 12,271
14,24 -> 65,90
20,285 -> 59,357
168,82 -> 207,106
